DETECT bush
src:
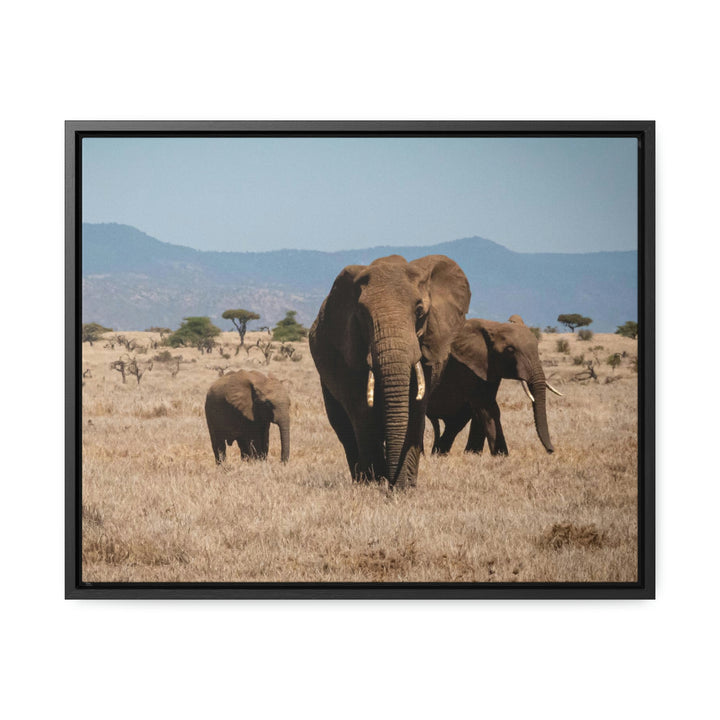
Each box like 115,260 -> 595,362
607,353 -> 622,371
578,329 -> 594,341
153,350 -> 174,362
573,354 -> 585,365
273,311 -> 308,342
167,317 -> 221,351
556,339 -> 570,354
544,326 -> 558,333
529,326 -> 541,340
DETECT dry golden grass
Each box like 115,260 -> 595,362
81,329 -> 638,583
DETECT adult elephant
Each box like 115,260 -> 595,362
427,316 -> 562,456
310,254 -> 470,487
205,370 -> 290,464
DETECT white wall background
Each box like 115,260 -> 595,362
1,2 -> 715,717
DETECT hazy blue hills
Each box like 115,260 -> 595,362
82,223 -> 637,333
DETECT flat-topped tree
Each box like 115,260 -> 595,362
557,313 -> 592,333
222,309 -> 260,347
82,322 -> 112,346
616,321 -> 639,339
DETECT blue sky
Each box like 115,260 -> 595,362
82,136 -> 637,254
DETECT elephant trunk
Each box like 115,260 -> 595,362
529,363 -> 554,453
374,333 -> 414,486
277,416 -> 290,463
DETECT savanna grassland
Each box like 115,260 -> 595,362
81,330 -> 638,583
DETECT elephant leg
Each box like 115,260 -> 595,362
238,436 -> 253,459
321,383 -> 360,477
208,424 -> 227,464
245,425 -> 268,459
477,401 -> 508,456
436,406 -> 472,455
259,424 -> 270,459
245,426 -> 268,460
464,416 -> 487,454
351,413 -> 386,482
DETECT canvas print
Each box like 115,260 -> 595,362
78,133 -> 643,586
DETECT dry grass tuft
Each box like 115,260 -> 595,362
541,522 -> 607,550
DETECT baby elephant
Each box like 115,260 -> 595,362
205,370 -> 290,464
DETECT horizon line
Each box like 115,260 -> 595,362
82,221 -> 638,257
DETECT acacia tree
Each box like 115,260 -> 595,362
557,314 -> 592,333
82,322 -> 112,346
222,309 -> 260,347
616,321 -> 639,339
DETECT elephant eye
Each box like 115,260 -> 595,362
415,303 -> 427,334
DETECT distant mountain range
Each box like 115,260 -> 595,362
82,223 -> 637,333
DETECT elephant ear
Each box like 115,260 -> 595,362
314,264 -> 367,369
451,320 -> 490,381
410,255 -> 471,365
224,372 -> 257,421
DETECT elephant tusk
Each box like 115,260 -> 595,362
520,379 -> 535,403
366,369 -> 375,407
546,381 -> 564,397
415,362 -> 425,400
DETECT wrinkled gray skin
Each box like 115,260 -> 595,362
310,254 -> 470,487
427,317 -> 554,456
205,370 -> 290,464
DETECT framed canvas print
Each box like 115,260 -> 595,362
66,121 -> 654,599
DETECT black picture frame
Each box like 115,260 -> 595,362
66,121 -> 655,599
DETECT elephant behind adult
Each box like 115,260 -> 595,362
205,370 -> 290,464
427,316 -> 562,455
309,254 -> 470,487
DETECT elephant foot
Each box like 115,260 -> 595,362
352,467 -> 384,484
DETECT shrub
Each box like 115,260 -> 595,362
529,327 -> 541,340
556,339 -> 570,354
578,329 -> 594,341
607,353 -> 622,371
167,317 -> 221,351
544,326 -> 558,333
573,354 -> 585,365
273,311 -> 308,342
